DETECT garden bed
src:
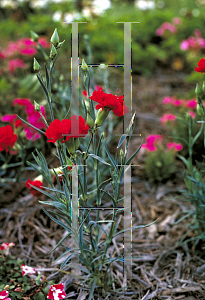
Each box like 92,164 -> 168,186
1,67 -> 205,299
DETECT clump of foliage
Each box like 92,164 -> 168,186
144,147 -> 175,183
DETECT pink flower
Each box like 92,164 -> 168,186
184,99 -> 197,109
162,96 -> 173,104
1,114 -> 17,123
0,242 -> 15,255
180,36 -> 205,51
142,135 -> 162,152
187,111 -> 196,118
156,28 -> 164,36
0,51 -> 6,59
9,58 -> 26,73
23,127 -> 41,141
20,47 -> 37,56
21,264 -> 36,276
13,98 -> 32,107
38,37 -> 50,48
167,142 -> 183,151
160,114 -> 177,124
172,99 -> 184,106
180,40 -> 189,51
47,283 -> 66,300
0,290 -> 11,300
172,17 -> 182,25
194,29 -> 202,37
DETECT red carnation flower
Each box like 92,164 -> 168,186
47,283 -> 66,300
26,179 -> 43,197
0,125 -> 17,152
89,88 -> 129,117
195,58 -> 205,73
45,116 -> 89,144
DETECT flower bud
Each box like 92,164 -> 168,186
30,30 -> 39,42
195,83 -> 204,98
59,74 -> 64,81
34,100 -> 41,112
50,28 -> 59,47
66,137 -> 75,155
74,137 -> 80,150
50,44 -> 57,59
56,40 -> 65,49
197,104 -> 204,116
202,81 -> 205,93
155,161 -> 162,167
81,59 -> 88,72
86,112 -> 94,128
33,57 -> 41,72
34,175 -> 43,183
120,149 -> 124,158
50,167 -> 63,176
95,108 -> 109,128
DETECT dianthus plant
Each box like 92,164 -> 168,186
22,29 -> 145,298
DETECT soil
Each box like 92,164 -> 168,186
1,67 -> 205,300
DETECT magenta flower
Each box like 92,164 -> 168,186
9,58 -> 26,73
142,134 -> 162,152
160,114 -> 177,124
0,290 -> 11,300
13,98 -> 32,107
167,142 -> 183,151
184,99 -> 197,109
20,48 -> 37,56
0,50 -> 6,59
162,96 -> 173,104
172,99 -> 184,106
47,283 -> 66,300
21,264 -> 36,276
187,111 -> 196,118
180,40 -> 189,51
1,114 -> 17,123
38,37 -> 50,48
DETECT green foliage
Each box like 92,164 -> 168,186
144,148 -> 175,183
0,253 -> 54,300
172,114 -> 204,158
0,78 -> 11,94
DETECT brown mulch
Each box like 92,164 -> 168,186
1,68 -> 205,299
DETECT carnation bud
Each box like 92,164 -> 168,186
56,40 -> 65,49
59,74 -> 64,81
66,137 -> 75,155
81,59 -> 88,72
195,83 -> 204,98
3,285 -> 10,290
202,81 -> 205,93
12,143 -> 21,152
34,175 -> 43,183
50,28 -> 59,47
34,100 -> 41,112
50,44 -> 57,59
86,112 -> 94,128
30,30 -> 39,42
66,157 -> 73,167
50,167 -> 63,176
197,104 -> 204,116
74,137 -> 80,150
155,161 -> 162,167
120,149 -> 124,158
95,108 -> 109,128
33,57 -> 41,72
